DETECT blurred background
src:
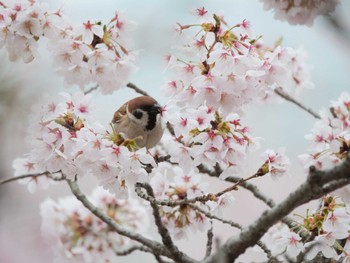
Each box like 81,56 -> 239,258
1,0 -> 350,262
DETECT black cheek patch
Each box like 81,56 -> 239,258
145,111 -> 158,131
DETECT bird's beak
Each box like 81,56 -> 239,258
153,104 -> 162,114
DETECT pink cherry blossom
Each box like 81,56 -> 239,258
40,187 -> 149,262
75,20 -> 103,44
260,0 -> 340,26
13,91 -> 157,197
261,148 -> 290,178
299,92 -> 350,172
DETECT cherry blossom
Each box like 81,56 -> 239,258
150,163 -> 229,239
12,91 -> 156,197
5,2 -> 350,263
0,1 -> 137,93
163,110 -> 260,177
0,0 -> 63,62
75,20 -> 103,45
50,17 -> 137,94
40,187 -> 149,263
305,234 -> 340,260
260,0 -> 340,26
260,148 -> 290,178
163,11 -> 313,120
262,223 -> 304,260
300,92 -> 350,173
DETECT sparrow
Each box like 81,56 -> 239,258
111,96 -> 164,149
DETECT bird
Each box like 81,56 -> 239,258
111,96 -> 164,149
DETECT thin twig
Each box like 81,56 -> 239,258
113,245 -> 152,256
84,84 -> 99,95
0,171 -> 50,186
224,176 -> 276,208
188,204 -> 242,230
205,221 -> 214,258
134,183 -> 190,263
136,173 -> 261,207
275,87 -> 321,119
127,82 -> 150,97
256,241 -> 275,262
197,164 -> 277,208
166,122 -> 175,137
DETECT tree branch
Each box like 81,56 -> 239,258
188,204 -> 242,230
127,82 -> 150,97
275,87 -> 321,119
0,171 -> 52,185
136,173 -> 263,207
225,176 -> 276,208
197,164 -> 278,211
135,183 -> 193,263
66,179 -> 173,259
204,155 -> 350,262
205,221 -> 214,258
113,245 -> 152,256
189,204 -> 274,260
84,84 -> 99,95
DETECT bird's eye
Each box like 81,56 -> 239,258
133,110 -> 143,119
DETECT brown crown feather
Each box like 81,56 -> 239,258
126,96 -> 158,112
112,96 -> 158,124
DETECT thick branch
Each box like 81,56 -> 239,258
275,87 -> 321,119
189,205 -> 273,260
204,155 -> 350,262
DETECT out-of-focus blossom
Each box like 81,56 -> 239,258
40,187 -> 149,263
0,1 -> 137,93
260,0 -> 340,26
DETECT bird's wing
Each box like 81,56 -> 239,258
112,103 -> 127,124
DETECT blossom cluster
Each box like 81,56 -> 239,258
12,92 -> 156,198
150,162 -> 235,239
164,8 -> 313,117
161,9 -> 310,175
0,0 -> 136,93
163,108 -> 260,177
259,148 -> 290,179
0,0 -> 63,62
262,195 -> 350,261
299,92 -> 350,201
41,187 -> 149,263
299,92 -> 350,172
260,0 -> 340,26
